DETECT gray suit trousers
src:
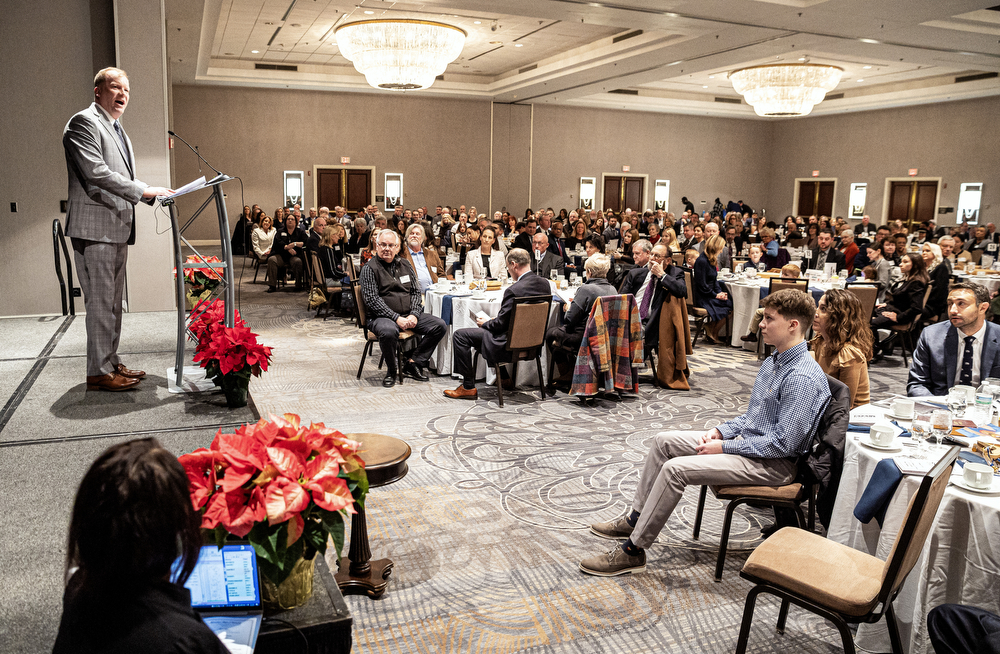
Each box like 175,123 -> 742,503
629,431 -> 797,548
73,238 -> 128,376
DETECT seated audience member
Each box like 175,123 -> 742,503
693,235 -> 733,345
512,218 -> 538,252
807,228 -> 846,272
266,214 -> 307,293
317,225 -> 347,289
464,225 -> 505,280
346,217 -> 370,255
759,228 -> 790,270
854,215 -> 877,242
660,227 -> 680,255
530,231 -> 565,279
613,229 -> 639,264
703,222 -> 730,271
401,223 -> 443,293
738,244 -> 765,273
871,252 -> 929,361
634,243 -> 686,358
928,604 -> 1000,654
579,289 -> 831,576
445,248 -> 552,399
908,282 -> 1000,396
839,230 -> 859,273
251,215 -> 276,262
53,438 -> 226,654
359,230 -> 446,387
804,223 -> 820,250
938,236 -> 956,273
684,248 -> 700,268
647,222 -> 661,246
811,289 -> 872,408
305,215 -> 327,253
618,239 -> 654,296
865,242 -> 893,302
966,226 -> 992,253
564,220 -> 589,253
740,264 -> 801,343
921,242 -> 950,322
881,236 -> 901,266
546,254 -> 620,388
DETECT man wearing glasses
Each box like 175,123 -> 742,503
359,230 -> 446,387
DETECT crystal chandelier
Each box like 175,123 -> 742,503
335,19 -> 466,91
729,64 -> 844,117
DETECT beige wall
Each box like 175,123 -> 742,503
767,97 -> 1000,226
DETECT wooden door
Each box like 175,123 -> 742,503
316,168 -> 372,213
797,181 -> 834,216
317,169 -> 342,210
603,176 -> 644,213
888,180 -> 939,228
603,177 -> 622,213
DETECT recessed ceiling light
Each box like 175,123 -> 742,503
364,10 -> 374,14
863,65 -> 872,69
251,50 -> 259,53
702,85 -> 708,88
667,60 -> 682,66
708,75 -> 715,79
859,38 -> 879,44
514,43 -> 523,47
798,57 -> 807,61
474,21 -> 481,24
857,78 -> 864,82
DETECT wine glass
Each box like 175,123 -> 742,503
929,410 -> 952,450
550,269 -> 559,283
947,388 -> 968,417
911,412 -> 932,454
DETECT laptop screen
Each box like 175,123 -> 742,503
184,544 -> 262,610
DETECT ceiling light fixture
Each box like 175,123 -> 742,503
729,63 -> 843,117
514,43 -> 523,47
863,65 -> 872,69
251,50 -> 259,53
335,19 -> 466,90
474,21 -> 481,25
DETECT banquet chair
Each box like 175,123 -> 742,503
567,295 -> 644,399
845,282 -> 879,320
733,446 -> 959,654
351,282 -> 416,385
250,250 -> 265,284
692,375 -> 850,581
672,252 -> 684,266
683,270 -> 709,347
473,294 -> 551,408
306,250 -> 344,319
754,277 -> 809,358
889,284 -> 933,367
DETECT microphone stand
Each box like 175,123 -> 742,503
168,130 -> 230,185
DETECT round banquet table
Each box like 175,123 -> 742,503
723,274 -> 828,349
955,272 -> 1000,293
827,426 -> 1000,654
424,282 -> 566,385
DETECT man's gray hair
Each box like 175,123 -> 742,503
375,228 -> 400,245
405,223 -> 425,240
633,239 -> 653,254
584,254 -> 611,278
506,248 -> 530,267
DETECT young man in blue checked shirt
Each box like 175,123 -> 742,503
580,289 -> 831,576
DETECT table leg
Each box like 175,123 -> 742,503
334,501 -> 393,599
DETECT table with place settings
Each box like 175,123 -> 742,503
722,273 -> 830,349
827,401 -> 1000,654
423,280 -> 568,385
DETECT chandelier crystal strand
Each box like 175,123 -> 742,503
729,64 -> 843,117
336,19 -> 466,91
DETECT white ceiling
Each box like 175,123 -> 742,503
164,0 -> 1000,118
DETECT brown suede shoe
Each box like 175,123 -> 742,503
87,372 -> 141,392
116,363 -> 146,379
444,385 -> 478,400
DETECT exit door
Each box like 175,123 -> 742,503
316,168 -> 372,214
603,176 -> 644,214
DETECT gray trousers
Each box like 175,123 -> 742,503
630,431 -> 797,548
72,239 -> 128,377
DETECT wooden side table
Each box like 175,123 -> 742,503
336,433 -> 411,598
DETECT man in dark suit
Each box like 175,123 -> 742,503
618,240 -> 662,320
908,283 -> 1000,397
445,248 -> 553,399
513,218 -> 537,252
530,232 -> 565,280
807,228 -> 846,272
640,244 -> 687,354
63,67 -> 173,392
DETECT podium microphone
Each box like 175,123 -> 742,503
168,130 -> 227,182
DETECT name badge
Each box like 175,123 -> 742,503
334,246 -> 341,251
431,266 -> 437,273
400,275 -> 411,283
989,243 -> 998,252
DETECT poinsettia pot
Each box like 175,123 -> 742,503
260,554 -> 315,612
220,370 -> 250,408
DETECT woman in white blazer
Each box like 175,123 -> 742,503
464,226 -> 506,279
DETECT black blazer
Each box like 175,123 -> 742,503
923,264 -> 950,321
618,266 -> 650,295
480,271 -> 553,363
807,247 -> 846,272
512,232 -> 534,252
884,278 -> 928,325
643,264 -> 688,352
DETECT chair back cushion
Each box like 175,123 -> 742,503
846,283 -> 879,319
769,278 -> 809,295
352,282 -> 368,326
508,298 -> 551,350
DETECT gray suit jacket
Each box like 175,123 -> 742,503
531,251 -> 565,280
907,320 -> 1000,397
63,103 -> 147,244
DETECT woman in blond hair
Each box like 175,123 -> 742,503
693,235 -> 732,344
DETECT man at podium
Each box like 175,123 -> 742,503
63,67 -> 173,392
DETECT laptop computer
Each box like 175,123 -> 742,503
182,543 -> 263,654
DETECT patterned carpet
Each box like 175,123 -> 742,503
232,255 -> 910,654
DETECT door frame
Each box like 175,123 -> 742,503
792,177 -> 838,217
881,177 -> 942,226
312,164 -> 377,209
600,172 -> 649,213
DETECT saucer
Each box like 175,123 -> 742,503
950,476 -> 1000,494
859,437 -> 903,452
883,410 -> 914,421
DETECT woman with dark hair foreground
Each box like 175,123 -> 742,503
812,289 -> 873,408
53,438 -> 226,654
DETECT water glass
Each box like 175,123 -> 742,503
930,410 -> 952,448
550,269 -> 559,282
569,272 -> 578,286
947,388 -> 968,417
455,270 -> 464,285
911,412 -> 932,453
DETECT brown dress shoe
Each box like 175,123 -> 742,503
87,372 -> 141,392
443,385 -> 478,400
116,363 -> 146,379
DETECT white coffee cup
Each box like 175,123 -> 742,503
963,462 -> 994,490
870,423 -> 896,447
952,384 -> 977,404
891,398 -> 914,418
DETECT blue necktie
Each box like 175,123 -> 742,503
960,335 -> 975,386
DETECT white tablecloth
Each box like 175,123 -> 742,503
828,431 -> 1000,654
424,283 -> 566,385
724,277 -> 830,349
955,273 -> 1000,293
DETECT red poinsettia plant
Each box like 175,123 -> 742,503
190,299 -> 272,387
179,413 -> 368,585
